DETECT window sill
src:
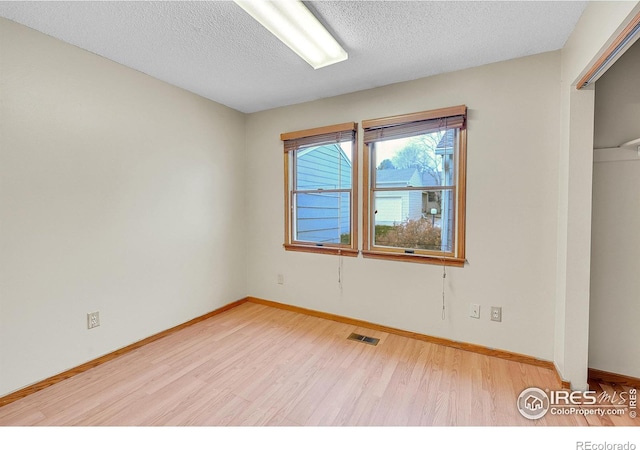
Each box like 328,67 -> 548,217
284,244 -> 359,257
361,250 -> 465,267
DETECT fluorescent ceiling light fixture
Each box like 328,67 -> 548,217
234,0 -> 348,69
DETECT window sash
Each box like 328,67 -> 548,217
294,145 -> 352,190
291,190 -> 352,246
370,187 -> 456,254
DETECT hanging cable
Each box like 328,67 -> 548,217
441,259 -> 446,320
338,250 -> 343,293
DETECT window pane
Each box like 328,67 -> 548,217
374,129 -> 456,188
295,142 -> 352,190
373,189 -> 453,253
294,192 -> 351,244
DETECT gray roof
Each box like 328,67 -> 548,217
377,168 -> 443,187
376,168 -> 418,184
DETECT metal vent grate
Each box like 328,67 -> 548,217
347,333 -> 380,346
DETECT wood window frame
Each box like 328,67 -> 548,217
281,122 -> 359,257
362,105 -> 467,267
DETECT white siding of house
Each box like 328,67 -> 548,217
375,196 -> 403,224
407,190 -> 423,221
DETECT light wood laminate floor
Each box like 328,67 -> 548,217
0,302 -> 637,426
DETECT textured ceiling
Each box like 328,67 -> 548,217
0,1 -> 588,113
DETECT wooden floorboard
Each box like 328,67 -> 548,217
0,302 -> 636,426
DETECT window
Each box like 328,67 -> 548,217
281,122 -> 358,256
362,105 -> 467,266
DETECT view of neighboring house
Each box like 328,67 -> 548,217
374,129 -> 456,252
374,169 -> 444,226
375,129 -> 453,220
295,144 -> 351,244
374,168 -> 424,225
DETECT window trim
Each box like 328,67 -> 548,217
361,105 -> 467,267
281,122 -> 359,257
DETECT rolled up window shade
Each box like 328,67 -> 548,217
282,122 -> 357,152
363,114 -> 465,144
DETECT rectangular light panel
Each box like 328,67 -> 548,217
234,0 -> 348,69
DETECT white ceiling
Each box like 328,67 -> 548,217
0,1 -> 588,113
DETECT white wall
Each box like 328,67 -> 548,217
246,51 -> 562,362
0,18 -> 247,396
593,41 -> 640,149
555,0 -> 640,390
590,40 -> 640,379
590,160 -> 640,378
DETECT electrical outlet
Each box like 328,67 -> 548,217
87,311 -> 100,329
491,306 -> 502,322
469,303 -> 480,319
277,274 -> 284,285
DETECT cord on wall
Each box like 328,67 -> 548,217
338,251 -> 343,293
442,260 -> 447,320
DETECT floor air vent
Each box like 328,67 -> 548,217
347,333 -> 380,346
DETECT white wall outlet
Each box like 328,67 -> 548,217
277,273 -> 284,285
491,306 -> 502,322
469,303 -> 480,319
87,311 -> 100,329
